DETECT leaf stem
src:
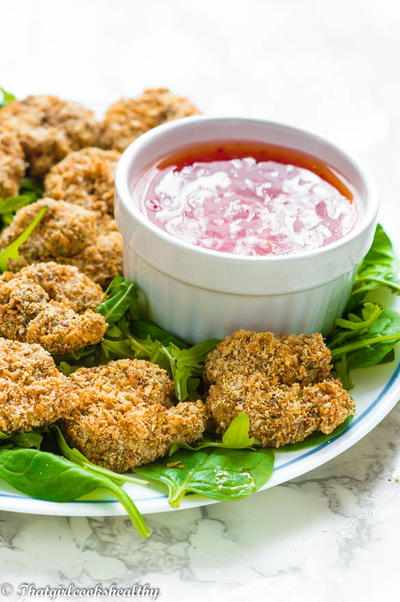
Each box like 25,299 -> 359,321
330,333 -> 400,358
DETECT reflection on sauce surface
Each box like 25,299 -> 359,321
138,141 -> 358,256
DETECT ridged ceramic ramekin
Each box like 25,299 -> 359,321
115,116 -> 379,342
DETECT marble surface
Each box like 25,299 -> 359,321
1,0 -> 400,599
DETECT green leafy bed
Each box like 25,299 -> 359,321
0,89 -> 399,536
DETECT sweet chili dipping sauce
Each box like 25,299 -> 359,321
138,141 -> 357,256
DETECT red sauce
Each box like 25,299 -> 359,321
138,141 -> 357,256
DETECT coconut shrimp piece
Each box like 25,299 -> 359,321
44,147 -> 120,215
0,128 -> 25,197
205,330 -> 332,387
0,95 -> 99,176
205,329 -> 353,447
99,88 -> 200,152
0,199 -> 122,286
0,339 -> 80,434
70,359 -> 174,406
0,263 -> 107,354
62,372 -> 207,472
207,375 -> 354,448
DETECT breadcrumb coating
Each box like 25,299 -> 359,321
205,330 -> 332,387
100,88 -> 200,152
0,263 -> 107,354
44,147 -> 120,215
0,96 -> 99,177
70,359 -> 174,406
207,377 -> 354,447
0,199 -> 122,286
0,339 -> 80,434
0,128 -> 25,198
205,330 -> 354,447
61,359 -> 207,471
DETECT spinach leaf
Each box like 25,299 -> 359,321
0,448 -> 150,537
51,425 -> 148,488
169,412 -> 259,455
0,205 -> 47,271
0,88 -> 15,108
135,447 -> 274,507
347,224 -> 400,310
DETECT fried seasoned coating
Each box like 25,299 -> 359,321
0,263 -> 107,354
44,147 -> 120,215
0,339 -> 80,434
100,88 -> 200,152
207,377 -> 354,448
70,359 -> 174,406
61,359 -> 207,471
0,128 -> 25,197
0,95 -> 99,177
205,330 -> 354,447
205,330 -> 332,387
14,262 -> 105,311
0,199 -> 122,285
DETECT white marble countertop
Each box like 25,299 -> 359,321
1,0 -> 400,599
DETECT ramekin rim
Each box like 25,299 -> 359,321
115,115 -> 379,264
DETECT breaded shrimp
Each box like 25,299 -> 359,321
0,128 -> 25,197
61,359 -> 207,471
205,330 -> 332,387
0,263 -> 107,354
0,199 -> 122,286
44,147 -> 120,215
207,376 -> 354,447
0,95 -> 99,177
205,330 -> 353,447
0,339 -> 80,434
99,88 -> 200,152
70,359 -> 174,406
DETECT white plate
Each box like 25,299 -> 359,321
0,98 -> 398,518
0,322 -> 399,517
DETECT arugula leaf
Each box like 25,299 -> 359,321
130,319 -> 188,349
328,303 -> 400,387
163,340 -> 220,401
96,276 -> 147,323
0,448 -> 150,537
0,205 -> 47,271
0,88 -> 15,108
0,178 -> 44,229
347,224 -> 400,310
0,430 -> 43,449
169,412 -> 259,455
135,447 -> 275,508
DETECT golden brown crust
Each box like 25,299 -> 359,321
0,339 -> 80,434
100,88 -> 200,152
205,330 -> 354,447
70,359 -> 174,406
0,128 -> 25,197
44,147 -> 120,215
0,263 -> 107,354
205,330 -> 332,387
0,199 -> 122,286
61,359 -> 207,471
0,96 -> 99,177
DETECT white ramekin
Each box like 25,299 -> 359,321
115,116 -> 379,342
